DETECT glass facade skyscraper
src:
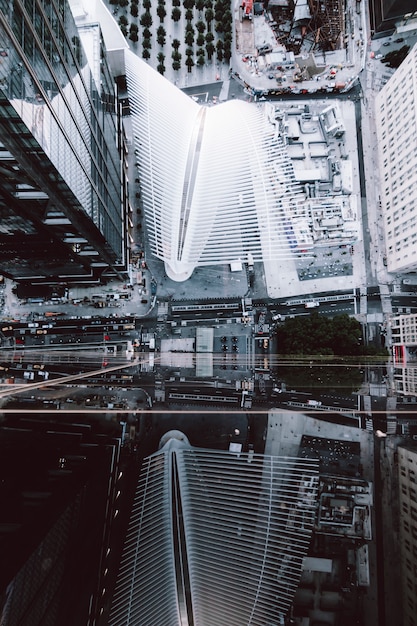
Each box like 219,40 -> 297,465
0,0 -> 128,283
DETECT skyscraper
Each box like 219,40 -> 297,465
0,0 -> 129,284
375,42 -> 417,275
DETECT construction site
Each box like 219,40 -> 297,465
267,0 -> 346,54
237,0 -> 347,55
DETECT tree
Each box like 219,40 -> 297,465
157,26 -> 166,45
118,15 -> 128,25
131,3 -> 139,16
205,7 -> 214,24
157,63 -> 166,74
183,0 -> 195,8
140,11 -> 153,27
157,52 -> 165,63
143,0 -> 151,8
185,21 -> 194,31
185,47 -> 193,57
185,30 -> 194,46
172,59 -> 181,70
205,31 -> 214,43
215,21 -> 223,33
196,20 -> 205,32
186,56 -> 194,72
223,47 -> 231,62
275,312 -> 367,357
157,5 -> 166,20
172,0 -> 181,5
197,33 -> 205,46
216,46 -> 223,61
143,27 -> 152,39
172,38 -> 181,49
172,50 -> 182,61
142,48 -> 150,59
171,7 -> 181,20
196,0 -> 205,9
142,38 -> 152,49
197,54 -> 205,66
129,26 -> 139,42
206,41 -> 215,59
222,9 -> 232,26
119,0 -> 129,6
185,8 -> 194,20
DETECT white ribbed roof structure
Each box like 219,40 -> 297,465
125,51 -> 308,280
109,437 -> 319,626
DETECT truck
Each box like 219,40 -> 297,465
241,0 -> 253,19
305,301 -> 319,309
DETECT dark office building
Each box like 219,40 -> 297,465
369,0 -> 416,34
0,0 -> 129,285
0,409 -> 127,626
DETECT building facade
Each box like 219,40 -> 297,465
375,43 -> 417,274
109,435 -> 319,626
0,0 -> 129,285
397,445 -> 417,626
369,0 -> 416,34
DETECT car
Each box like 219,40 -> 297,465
383,41 -> 390,46
395,37 -> 404,43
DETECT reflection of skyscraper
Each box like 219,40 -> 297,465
109,435 -> 319,626
0,0 -> 128,284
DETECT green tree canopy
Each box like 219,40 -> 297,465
172,38 -> 181,49
206,41 -> 215,59
140,11 -> 153,26
157,5 -> 166,20
185,30 -> 194,45
171,7 -> 181,20
275,312 -> 365,356
172,59 -> 181,70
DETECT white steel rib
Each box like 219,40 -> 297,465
125,51 -> 307,281
109,439 -> 319,626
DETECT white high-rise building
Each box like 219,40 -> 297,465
375,43 -> 417,274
